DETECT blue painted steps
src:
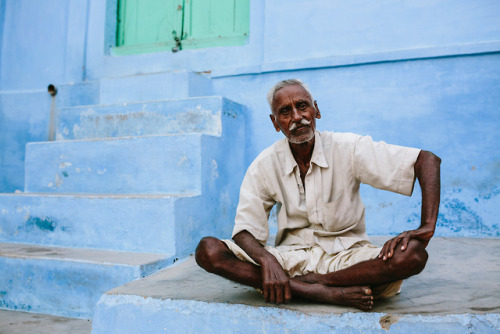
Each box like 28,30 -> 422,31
0,94 -> 247,319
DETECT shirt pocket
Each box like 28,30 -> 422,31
321,193 -> 358,233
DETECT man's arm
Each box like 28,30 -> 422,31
233,230 -> 292,304
379,150 -> 441,260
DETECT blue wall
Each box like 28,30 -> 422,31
0,0 -> 499,235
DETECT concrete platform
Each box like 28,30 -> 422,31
0,310 -> 92,334
92,237 -> 500,333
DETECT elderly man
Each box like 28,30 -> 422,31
196,79 -> 441,311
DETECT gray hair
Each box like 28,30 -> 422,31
267,79 -> 314,112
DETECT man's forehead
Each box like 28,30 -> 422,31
273,84 -> 312,104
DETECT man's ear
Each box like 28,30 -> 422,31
269,114 -> 281,132
314,100 -> 321,119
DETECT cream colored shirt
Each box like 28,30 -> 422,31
232,131 -> 421,255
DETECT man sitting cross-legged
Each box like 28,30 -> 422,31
195,79 -> 441,311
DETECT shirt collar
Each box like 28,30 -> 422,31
283,131 -> 329,175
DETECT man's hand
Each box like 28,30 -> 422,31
233,230 -> 292,304
378,227 -> 434,261
260,255 -> 292,304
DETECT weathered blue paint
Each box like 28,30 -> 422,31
25,135 -> 203,194
212,53 -> 500,237
0,91 -> 52,192
0,194 -> 178,253
0,254 -> 170,319
92,295 -> 500,333
57,96 -> 233,140
0,0 -> 499,327
1,1 -> 499,230
0,0 -> 88,90
25,216 -> 57,232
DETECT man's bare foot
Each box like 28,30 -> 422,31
312,285 -> 374,311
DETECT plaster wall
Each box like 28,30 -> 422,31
0,0 -> 498,236
2,0 -> 498,88
211,54 -> 500,237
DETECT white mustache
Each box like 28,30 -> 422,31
289,119 -> 311,131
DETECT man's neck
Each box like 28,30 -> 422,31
289,136 -> 315,167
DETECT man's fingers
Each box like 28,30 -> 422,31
263,286 -> 269,303
379,235 -> 405,261
285,285 -> 292,304
276,285 -> 284,304
387,237 -> 400,258
400,234 -> 411,251
268,285 -> 276,304
379,242 -> 390,260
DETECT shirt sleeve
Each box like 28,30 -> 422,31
232,162 -> 276,245
352,135 -> 421,196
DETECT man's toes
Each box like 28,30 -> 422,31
362,295 -> 374,302
360,302 -> 373,311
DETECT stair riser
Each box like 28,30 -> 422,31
99,71 -> 212,105
57,97 -> 228,140
25,135 -> 202,194
0,195 -> 177,253
0,257 -> 141,319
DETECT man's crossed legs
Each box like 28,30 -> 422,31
195,236 -> 428,311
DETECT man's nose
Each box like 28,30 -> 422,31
291,107 -> 302,122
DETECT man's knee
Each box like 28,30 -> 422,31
391,239 -> 428,276
195,236 -> 227,273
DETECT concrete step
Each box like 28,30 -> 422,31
0,310 -> 92,334
56,96 -> 242,141
0,243 -> 173,319
0,193 -> 185,254
92,237 -> 500,333
25,134 -> 203,194
98,71 -> 212,105
0,192 -> 236,258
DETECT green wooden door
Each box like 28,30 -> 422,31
115,0 -> 249,55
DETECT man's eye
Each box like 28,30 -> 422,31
299,103 -> 307,110
280,108 -> 289,115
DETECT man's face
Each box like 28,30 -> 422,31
270,84 -> 321,144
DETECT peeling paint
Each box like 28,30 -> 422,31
379,314 -> 400,330
59,162 -> 72,169
61,171 -> 69,177
211,160 -> 219,180
177,156 -> 191,168
55,174 -> 63,187
2,209 -> 8,214
97,168 -> 107,175
25,216 -> 57,232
